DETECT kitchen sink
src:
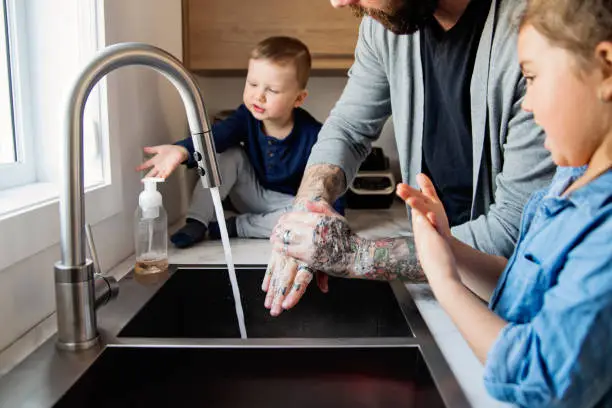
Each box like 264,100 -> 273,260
0,264 -> 470,408
118,265 -> 413,339
53,345 -> 444,408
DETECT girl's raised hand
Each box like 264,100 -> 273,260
396,173 -> 450,237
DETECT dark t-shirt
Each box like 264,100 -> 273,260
177,104 -> 345,214
420,0 -> 491,226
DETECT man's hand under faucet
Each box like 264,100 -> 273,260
136,145 -> 189,179
263,198 -> 358,317
263,194 -> 424,317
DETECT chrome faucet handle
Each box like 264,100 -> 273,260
85,223 -> 119,310
85,223 -> 102,276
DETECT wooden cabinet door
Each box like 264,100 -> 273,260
183,0 -> 360,73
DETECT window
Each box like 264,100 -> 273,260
0,0 -> 122,272
0,1 -> 14,165
0,0 -> 106,197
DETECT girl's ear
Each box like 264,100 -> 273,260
294,89 -> 309,108
595,42 -> 612,102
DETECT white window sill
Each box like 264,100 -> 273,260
0,182 -> 60,218
0,180 -> 122,271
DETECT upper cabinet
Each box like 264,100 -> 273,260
182,0 -> 360,74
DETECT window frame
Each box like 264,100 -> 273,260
0,0 -> 123,272
0,0 -> 35,189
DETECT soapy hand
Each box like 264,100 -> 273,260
136,145 -> 189,179
262,252 -> 327,316
262,198 -> 350,316
270,201 -> 356,275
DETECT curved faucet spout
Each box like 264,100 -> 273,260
55,42 -> 221,350
63,42 -> 221,266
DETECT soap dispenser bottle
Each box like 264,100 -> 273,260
135,177 -> 168,275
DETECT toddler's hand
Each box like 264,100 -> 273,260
136,145 -> 189,178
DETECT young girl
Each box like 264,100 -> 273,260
397,0 -> 612,406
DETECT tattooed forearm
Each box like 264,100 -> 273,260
306,213 -> 426,283
295,164 -> 347,204
351,237 -> 426,282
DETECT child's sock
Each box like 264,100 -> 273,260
170,218 -> 207,248
208,217 -> 238,240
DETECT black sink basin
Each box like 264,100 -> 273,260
118,266 -> 412,339
0,264 -> 471,408
54,346 -> 444,408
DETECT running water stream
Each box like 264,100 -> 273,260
210,187 -> 247,339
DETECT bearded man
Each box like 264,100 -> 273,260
263,0 -> 556,316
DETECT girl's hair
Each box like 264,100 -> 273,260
250,36 -> 312,89
519,0 -> 612,68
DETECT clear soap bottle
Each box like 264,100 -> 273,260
135,177 -> 168,275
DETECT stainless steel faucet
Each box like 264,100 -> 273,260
54,43 -> 222,350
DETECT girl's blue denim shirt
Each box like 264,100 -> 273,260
484,166 -> 612,408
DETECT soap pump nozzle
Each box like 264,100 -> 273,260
139,177 -> 165,219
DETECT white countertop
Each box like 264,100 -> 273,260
167,202 -> 512,408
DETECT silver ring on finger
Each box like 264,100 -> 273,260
282,229 -> 292,245
297,263 -> 314,283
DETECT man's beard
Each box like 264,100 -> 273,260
350,0 -> 439,35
